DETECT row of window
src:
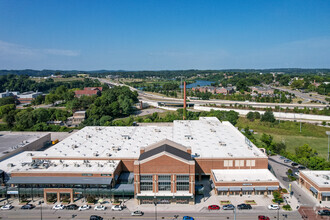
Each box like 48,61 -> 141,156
140,175 -> 190,181
140,181 -> 189,191
223,160 -> 256,167
81,174 -> 112,177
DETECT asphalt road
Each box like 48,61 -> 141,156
0,207 -> 302,220
268,155 -> 316,206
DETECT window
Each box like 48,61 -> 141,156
140,182 -> 153,191
176,175 -> 189,181
224,160 -> 233,167
158,175 -> 171,181
235,160 -> 244,167
158,182 -> 171,191
82,174 -> 93,176
140,175 -> 153,181
176,182 -> 189,191
101,174 -> 112,176
246,160 -> 256,167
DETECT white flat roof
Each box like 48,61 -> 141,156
0,151 -> 119,174
212,169 -> 278,182
36,117 -> 266,159
301,171 -> 330,188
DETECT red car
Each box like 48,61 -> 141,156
258,216 -> 270,220
208,205 -> 220,210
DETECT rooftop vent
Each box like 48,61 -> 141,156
184,135 -> 193,140
121,135 -> 130,140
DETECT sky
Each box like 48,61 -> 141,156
0,0 -> 330,70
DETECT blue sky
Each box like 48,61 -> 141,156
0,0 -> 330,70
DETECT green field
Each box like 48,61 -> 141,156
236,117 -> 329,158
32,77 -> 85,82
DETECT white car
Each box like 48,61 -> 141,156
78,205 -> 91,211
0,204 -> 13,210
94,205 -> 106,211
131,210 -> 144,216
52,204 -> 65,210
111,205 -> 122,211
268,204 -> 280,210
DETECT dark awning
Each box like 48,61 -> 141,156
255,187 -> 267,191
217,187 -> 228,191
7,176 -> 112,185
310,187 -> 318,194
268,186 -> 279,191
242,187 -> 254,191
229,187 -> 241,191
321,192 -> 330,197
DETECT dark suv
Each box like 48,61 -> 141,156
21,204 -> 35,209
237,204 -> 252,210
66,204 -> 79,210
90,215 -> 103,220
318,210 -> 330,216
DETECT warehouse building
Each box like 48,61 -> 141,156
0,117 -> 279,204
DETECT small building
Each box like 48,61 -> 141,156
299,171 -> 330,202
74,87 -> 103,98
17,91 -> 43,104
250,87 -> 274,96
0,90 -> 19,98
72,111 -> 86,125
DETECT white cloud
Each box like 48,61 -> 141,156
0,40 -> 80,57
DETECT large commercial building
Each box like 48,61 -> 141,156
0,117 -> 279,204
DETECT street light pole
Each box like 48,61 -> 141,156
234,206 -> 236,220
154,201 -> 157,220
326,131 -> 330,162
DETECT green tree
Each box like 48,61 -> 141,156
261,110 -> 276,123
260,133 -> 273,147
246,111 -> 255,121
0,104 -> 15,118
3,110 -> 16,127
295,144 -> 316,159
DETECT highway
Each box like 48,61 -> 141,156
98,78 -> 328,110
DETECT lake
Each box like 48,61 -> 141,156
180,80 -> 215,89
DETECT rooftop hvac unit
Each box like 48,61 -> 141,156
228,153 -> 233,157
324,175 -> 330,180
27,153 -> 33,156
74,163 -> 79,167
106,153 -> 112,157
256,179 -> 260,181
324,182 -> 329,184
93,153 -> 99,157
154,129 -> 161,132
7,163 -> 13,167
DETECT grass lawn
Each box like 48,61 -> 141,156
236,117 -> 329,158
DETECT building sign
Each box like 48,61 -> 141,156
242,183 -> 252,186
7,191 -> 18,195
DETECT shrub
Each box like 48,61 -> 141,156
87,195 -> 95,204
282,188 -> 288,193
282,204 -> 292,211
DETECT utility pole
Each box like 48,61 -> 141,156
181,76 -> 183,99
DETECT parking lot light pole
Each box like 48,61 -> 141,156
39,201 -> 44,220
154,200 -> 157,220
326,131 -> 330,161
233,206 -> 236,220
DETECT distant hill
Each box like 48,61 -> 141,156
0,68 -> 329,77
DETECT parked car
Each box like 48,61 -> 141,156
21,204 -> 35,209
268,204 -> 280,210
237,204 -> 252,210
90,215 -> 103,220
131,210 -> 144,216
94,205 -> 106,211
298,166 -> 306,170
78,205 -> 91,211
183,217 -> 194,220
318,210 -> 330,216
111,205 -> 123,211
223,204 -> 235,210
294,171 -> 300,176
258,216 -> 270,220
52,204 -> 65,210
66,204 -> 79,210
208,205 -> 220,210
279,156 -> 286,159
284,159 -> 292,163
0,204 -> 13,210
291,162 -> 299,166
